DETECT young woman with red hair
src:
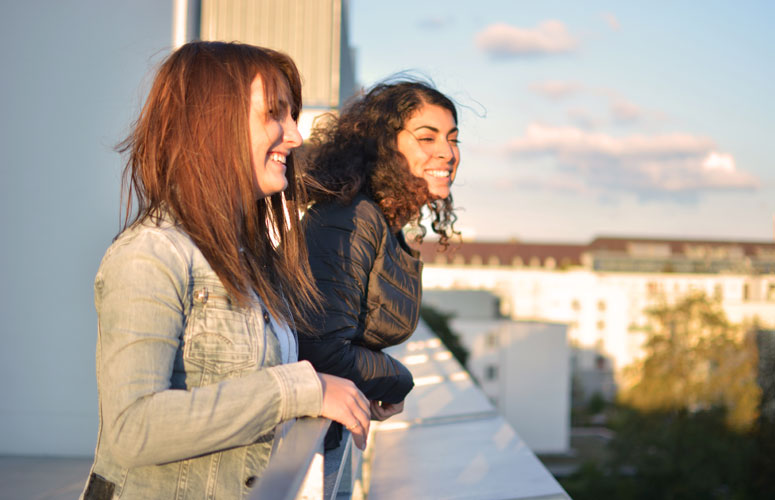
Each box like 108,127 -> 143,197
81,41 -> 370,500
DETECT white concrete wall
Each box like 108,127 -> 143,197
450,318 -> 570,454
0,1 -> 171,456
498,322 -> 570,454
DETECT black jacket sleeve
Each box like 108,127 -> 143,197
298,200 -> 414,404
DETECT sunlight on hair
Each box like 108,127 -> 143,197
266,192 -> 294,248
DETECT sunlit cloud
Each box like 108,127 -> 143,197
702,152 -> 736,172
602,13 -> 621,31
529,80 -> 583,99
475,21 -> 578,57
505,124 -> 759,196
508,124 -> 712,156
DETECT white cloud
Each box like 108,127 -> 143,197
475,21 -> 577,57
702,152 -> 735,172
507,124 -> 713,156
530,80 -> 583,99
610,99 -> 643,123
602,13 -> 621,31
505,124 -> 758,195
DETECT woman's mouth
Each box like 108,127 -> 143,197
268,152 -> 287,165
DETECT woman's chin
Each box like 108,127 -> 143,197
428,187 -> 451,200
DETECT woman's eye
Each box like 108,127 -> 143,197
449,138 -> 461,145
417,137 -> 434,143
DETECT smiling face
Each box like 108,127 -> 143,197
396,103 -> 460,200
248,74 -> 303,199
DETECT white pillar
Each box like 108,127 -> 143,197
172,0 -> 201,49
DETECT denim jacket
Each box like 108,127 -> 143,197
81,215 -> 323,500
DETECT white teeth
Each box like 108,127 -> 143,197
269,152 -> 286,164
427,170 -> 450,178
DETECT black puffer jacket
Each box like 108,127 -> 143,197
299,194 -> 420,404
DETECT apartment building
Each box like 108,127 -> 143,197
419,236 -> 775,400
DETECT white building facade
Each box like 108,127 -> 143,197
419,237 -> 775,400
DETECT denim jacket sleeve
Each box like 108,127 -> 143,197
94,226 -> 322,468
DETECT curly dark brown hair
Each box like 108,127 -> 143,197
302,80 -> 459,246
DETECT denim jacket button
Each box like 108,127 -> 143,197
262,310 -> 270,323
245,476 -> 257,487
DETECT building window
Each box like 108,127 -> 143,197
488,255 -> 500,266
597,300 -> 606,312
485,365 -> 498,381
470,255 -> 483,266
768,284 -> 775,301
597,320 -> 606,331
571,299 -> 581,311
743,283 -> 750,301
714,283 -> 724,300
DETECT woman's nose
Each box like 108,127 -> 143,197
436,140 -> 455,162
283,114 -> 303,148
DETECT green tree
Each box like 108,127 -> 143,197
562,291 -> 770,499
621,291 -> 760,431
419,305 -> 468,366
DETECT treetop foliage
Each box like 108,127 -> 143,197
620,290 -> 760,431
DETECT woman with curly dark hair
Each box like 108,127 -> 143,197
298,80 -> 460,448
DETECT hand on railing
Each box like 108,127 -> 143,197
370,399 -> 404,421
317,373 -> 370,450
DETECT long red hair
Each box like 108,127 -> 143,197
118,41 -> 318,328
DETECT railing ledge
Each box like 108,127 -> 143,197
251,417 -> 331,500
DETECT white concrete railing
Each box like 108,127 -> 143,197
253,321 -> 570,500
251,418 -> 364,500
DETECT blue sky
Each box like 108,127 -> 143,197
349,0 -> 775,242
